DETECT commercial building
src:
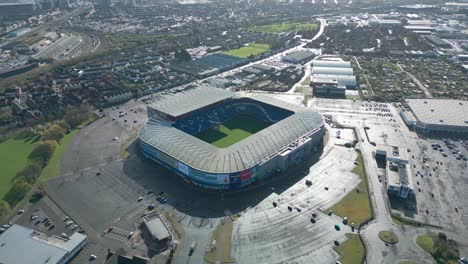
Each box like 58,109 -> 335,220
281,50 -> 315,64
311,74 -> 356,89
312,60 -> 351,68
139,86 -> 324,190
400,98 -> 468,134
377,146 -> 414,199
0,224 -> 87,264
425,35 -> 452,48
143,212 -> 172,243
312,67 -> 353,76
0,0 -> 35,17
369,19 -> 402,26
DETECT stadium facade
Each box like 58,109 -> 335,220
139,86 -> 324,190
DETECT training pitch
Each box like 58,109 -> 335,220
195,115 -> 271,148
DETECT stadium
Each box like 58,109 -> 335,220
139,86 -> 324,190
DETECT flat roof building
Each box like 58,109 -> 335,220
377,145 -> 414,199
312,67 -> 353,76
282,50 -> 315,64
312,60 -> 351,68
311,74 -> 356,89
0,224 -> 87,264
142,212 -> 171,242
401,98 -> 468,134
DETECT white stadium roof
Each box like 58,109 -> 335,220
140,87 -> 324,173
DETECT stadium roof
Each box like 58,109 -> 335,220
149,85 -> 233,117
0,224 -> 87,264
405,98 -> 468,127
140,89 -> 323,173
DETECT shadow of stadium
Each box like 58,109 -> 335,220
122,139 -> 324,218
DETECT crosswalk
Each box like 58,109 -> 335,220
103,226 -> 132,243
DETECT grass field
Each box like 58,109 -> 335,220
196,115 -> 271,148
0,137 -> 36,199
416,235 -> 434,254
335,233 -> 365,264
39,129 -> 78,180
378,230 -> 399,244
223,43 -> 270,58
250,22 -> 318,33
328,150 -> 372,227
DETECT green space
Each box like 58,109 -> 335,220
0,137 -> 36,198
196,115 -> 271,148
328,150 -> 372,227
335,233 -> 365,264
391,213 -> 442,229
399,261 -> 416,264
39,129 -> 78,180
378,230 -> 399,244
416,233 -> 460,264
250,22 -> 318,33
223,43 -> 270,58
416,235 -> 434,254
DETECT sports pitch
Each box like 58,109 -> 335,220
223,43 -> 270,58
195,115 -> 271,148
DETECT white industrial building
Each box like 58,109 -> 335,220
400,98 -> 468,134
377,145 -> 414,199
310,59 -> 356,96
0,224 -> 87,264
311,74 -> 356,89
312,60 -> 351,68
312,66 -> 353,76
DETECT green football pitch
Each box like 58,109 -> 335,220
195,115 -> 271,148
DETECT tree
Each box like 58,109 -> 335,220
42,124 -> 66,142
28,140 -> 58,166
64,105 -> 91,128
174,49 -> 192,61
0,200 -> 11,220
16,162 -> 42,184
0,107 -> 12,122
4,179 -> 32,206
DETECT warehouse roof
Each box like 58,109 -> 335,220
143,213 -> 171,241
0,225 -> 87,264
405,98 -> 468,127
149,86 -> 233,117
140,90 -> 323,173
312,60 -> 351,68
312,67 -> 353,75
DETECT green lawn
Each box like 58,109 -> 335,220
335,233 -> 365,264
39,129 -> 78,180
223,43 -> 270,58
0,138 -> 35,199
416,235 -> 434,254
250,22 -> 318,33
328,150 -> 372,227
196,115 -> 271,148
378,230 -> 399,244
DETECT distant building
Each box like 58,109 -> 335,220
312,60 -> 351,68
425,35 -> 451,48
401,98 -> 468,134
312,67 -> 353,76
281,50 -> 315,64
106,91 -> 133,105
311,74 -> 356,89
0,224 -> 87,264
369,19 -> 402,26
0,0 -> 36,18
